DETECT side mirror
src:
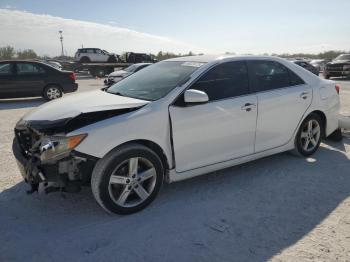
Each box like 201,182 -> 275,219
184,89 -> 209,104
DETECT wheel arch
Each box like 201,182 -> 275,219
108,139 -> 170,171
307,110 -> 327,137
80,56 -> 90,62
43,83 -> 63,94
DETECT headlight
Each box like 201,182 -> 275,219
343,65 -> 350,70
40,134 -> 87,161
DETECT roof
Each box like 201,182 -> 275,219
0,59 -> 46,63
166,54 -> 284,63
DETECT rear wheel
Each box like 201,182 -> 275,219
325,74 -> 330,79
43,85 -> 63,100
91,144 -> 164,215
80,56 -> 90,63
293,114 -> 323,156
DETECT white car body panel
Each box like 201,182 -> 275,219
74,48 -> 112,62
22,90 -> 149,120
23,55 -> 340,183
169,94 -> 257,172
254,83 -> 312,152
71,99 -> 174,168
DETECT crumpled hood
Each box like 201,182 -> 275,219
109,70 -> 128,77
23,90 -> 150,121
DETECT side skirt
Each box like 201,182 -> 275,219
167,142 -> 294,183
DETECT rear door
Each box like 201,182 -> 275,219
0,62 -> 16,98
248,60 -> 312,152
15,62 -> 47,97
169,61 -> 258,172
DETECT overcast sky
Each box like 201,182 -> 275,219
0,0 -> 349,56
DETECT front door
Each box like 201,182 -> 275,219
169,61 -> 257,172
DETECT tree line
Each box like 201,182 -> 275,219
0,46 -> 39,60
0,45 -> 348,61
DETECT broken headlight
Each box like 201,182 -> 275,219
40,134 -> 87,161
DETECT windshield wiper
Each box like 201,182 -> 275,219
115,92 -> 125,96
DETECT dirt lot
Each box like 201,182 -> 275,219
1,75 -> 350,262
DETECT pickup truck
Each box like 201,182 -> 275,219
324,54 -> 350,79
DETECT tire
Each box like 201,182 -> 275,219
95,68 -> 106,78
80,56 -> 90,63
91,144 -> 164,215
326,128 -> 343,142
43,85 -> 63,100
325,74 -> 330,79
293,113 -> 323,157
107,56 -> 117,63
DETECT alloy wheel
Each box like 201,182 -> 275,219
300,119 -> 321,152
46,87 -> 61,100
108,157 -> 157,207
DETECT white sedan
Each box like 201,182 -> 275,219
13,55 -> 340,214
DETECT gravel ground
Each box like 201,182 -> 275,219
1,75 -> 350,262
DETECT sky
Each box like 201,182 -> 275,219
0,0 -> 349,57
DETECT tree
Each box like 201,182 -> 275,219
17,49 -> 38,59
0,45 -> 15,59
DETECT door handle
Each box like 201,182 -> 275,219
300,92 -> 309,99
241,103 -> 256,112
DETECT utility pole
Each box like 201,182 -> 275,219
59,30 -> 64,57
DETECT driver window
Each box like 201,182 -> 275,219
190,61 -> 250,101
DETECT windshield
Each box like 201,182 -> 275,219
124,64 -> 138,72
335,54 -> 350,61
107,61 -> 204,101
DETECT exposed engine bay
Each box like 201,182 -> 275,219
13,107 -> 140,194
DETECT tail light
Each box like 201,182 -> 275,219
69,72 -> 76,81
335,84 -> 340,94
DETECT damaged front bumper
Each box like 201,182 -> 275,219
12,129 -> 98,194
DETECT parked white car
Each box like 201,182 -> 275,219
74,48 -> 117,63
13,55 -> 340,214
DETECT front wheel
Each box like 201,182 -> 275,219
107,56 -> 117,63
91,144 -> 164,214
293,114 -> 323,156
